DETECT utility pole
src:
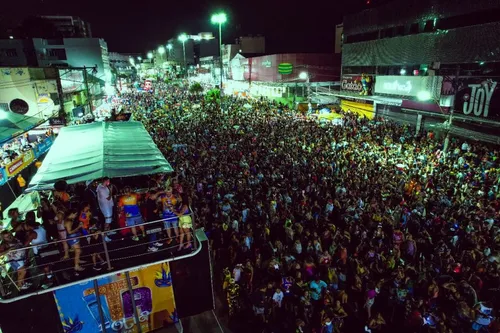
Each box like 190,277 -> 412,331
443,65 -> 461,157
83,66 -> 93,114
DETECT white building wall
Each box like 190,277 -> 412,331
33,38 -> 110,85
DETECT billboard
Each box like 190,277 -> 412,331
53,262 -> 177,333
443,77 -> 500,120
374,76 -> 442,98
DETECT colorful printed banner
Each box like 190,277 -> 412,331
5,149 -> 34,178
53,262 -> 177,333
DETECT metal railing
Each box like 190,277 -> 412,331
0,213 -> 198,301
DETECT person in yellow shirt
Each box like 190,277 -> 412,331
17,174 -> 26,192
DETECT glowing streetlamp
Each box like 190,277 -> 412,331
158,46 -> 165,55
178,33 -> 188,77
417,90 -> 432,101
137,56 -> 142,61
211,12 -> 227,111
166,43 -> 173,61
147,52 -> 153,60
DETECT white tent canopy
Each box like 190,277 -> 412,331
27,121 -> 173,191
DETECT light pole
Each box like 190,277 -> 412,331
299,71 -> 311,112
158,46 -> 165,69
166,43 -> 173,62
211,12 -> 227,106
178,34 -> 188,78
417,90 -> 453,155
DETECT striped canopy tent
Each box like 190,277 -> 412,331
27,121 -> 174,191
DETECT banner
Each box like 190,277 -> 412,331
444,77 -> 500,120
0,168 -> 7,186
34,136 -> 54,158
374,76 -> 442,98
340,75 -> 363,93
5,149 -> 34,178
53,262 -> 177,333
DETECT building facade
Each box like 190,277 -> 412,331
0,67 -> 62,119
39,16 -> 92,38
335,0 -> 500,143
0,38 -> 112,86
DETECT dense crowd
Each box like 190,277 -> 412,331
2,80 -> 500,333
121,82 -> 500,333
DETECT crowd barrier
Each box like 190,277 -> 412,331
0,213 -> 197,299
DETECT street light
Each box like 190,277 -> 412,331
158,46 -> 165,55
147,52 -> 153,59
211,12 -> 227,107
418,90 -> 453,154
299,71 -> 311,112
166,43 -> 173,62
178,33 -> 188,78
417,90 -> 432,101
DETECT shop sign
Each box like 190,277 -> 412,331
261,60 -> 272,68
374,76 -> 440,98
6,149 -> 34,178
49,117 -> 66,126
341,75 -> 363,93
453,78 -> 500,120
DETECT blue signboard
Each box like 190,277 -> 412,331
34,136 -> 54,158
0,168 -> 7,186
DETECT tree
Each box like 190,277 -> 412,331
189,82 -> 203,95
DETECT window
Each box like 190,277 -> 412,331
46,38 -> 64,45
48,48 -> 67,60
5,48 -> 18,57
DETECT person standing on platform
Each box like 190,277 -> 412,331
97,177 -> 114,241
118,186 -> 146,241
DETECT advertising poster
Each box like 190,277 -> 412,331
5,149 -> 35,178
53,262 -> 177,333
443,77 -> 500,120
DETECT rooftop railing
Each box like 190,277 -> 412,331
0,213 -> 198,302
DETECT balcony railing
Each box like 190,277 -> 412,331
0,214 -> 198,302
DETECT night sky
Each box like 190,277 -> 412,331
2,0 -> 379,54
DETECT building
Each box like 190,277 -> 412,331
334,0 -> 500,143
335,24 -> 343,54
227,53 -> 340,102
0,66 -> 62,119
39,16 -> 92,38
0,37 -> 112,86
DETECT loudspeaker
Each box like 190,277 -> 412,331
0,293 -> 63,333
170,230 -> 214,318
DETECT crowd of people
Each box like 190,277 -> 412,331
0,175 -> 193,294
1,79 -> 500,333
125,82 -> 500,333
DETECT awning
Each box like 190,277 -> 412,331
0,112 -> 45,144
27,121 -> 173,191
